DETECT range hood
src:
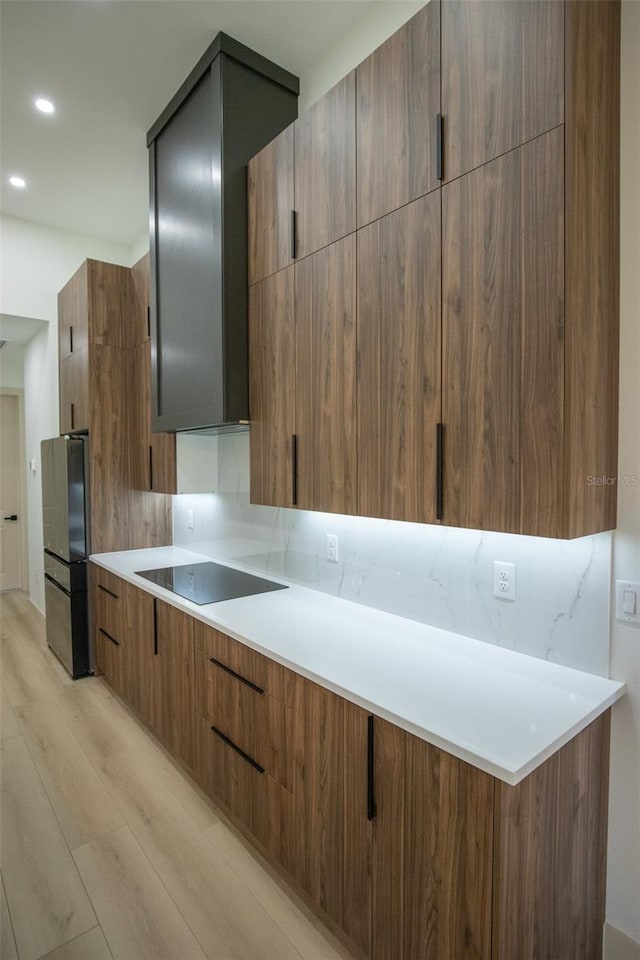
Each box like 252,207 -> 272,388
147,32 -> 298,433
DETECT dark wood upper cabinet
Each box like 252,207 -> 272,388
247,0 -> 619,539
148,34 -> 298,432
442,127 -> 564,536
294,72 -> 356,259
356,1 -> 440,228
441,0 -> 564,182
59,348 -> 89,434
295,235 -> 357,515
248,126 -> 294,286
129,254 -> 177,496
357,193 -> 441,524
248,266 -> 295,508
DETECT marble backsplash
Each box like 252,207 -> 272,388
173,433 -> 612,677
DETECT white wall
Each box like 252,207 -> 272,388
298,1 -> 423,110
0,359 -> 24,388
606,0 -> 640,945
0,214 -> 131,611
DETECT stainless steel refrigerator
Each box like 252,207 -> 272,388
41,436 -> 91,677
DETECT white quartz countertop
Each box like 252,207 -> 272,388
90,545 -> 625,785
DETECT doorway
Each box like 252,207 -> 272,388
0,391 -> 27,591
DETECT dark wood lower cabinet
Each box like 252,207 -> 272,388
291,677 -> 346,929
153,601 -> 195,769
372,718 -> 494,960
89,569 -> 612,960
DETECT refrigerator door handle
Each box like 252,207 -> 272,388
44,572 -> 72,597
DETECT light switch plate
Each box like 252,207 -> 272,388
615,580 -> 640,624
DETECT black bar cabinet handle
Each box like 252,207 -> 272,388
98,583 -> 119,600
149,446 -> 154,491
436,422 -> 444,521
69,325 -> 74,353
212,726 -> 265,774
153,598 -> 158,656
291,434 -> 298,506
70,403 -> 75,431
146,305 -> 151,339
209,657 -> 264,694
99,627 -> 120,647
367,714 -> 376,821
436,113 -> 444,181
290,209 -> 297,260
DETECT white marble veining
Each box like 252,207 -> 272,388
172,432 -> 613,677
91,545 -> 625,785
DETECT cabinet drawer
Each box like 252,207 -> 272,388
95,616 -> 124,695
195,647 -> 292,790
194,622 -> 294,706
93,568 -> 126,640
196,717 -> 293,870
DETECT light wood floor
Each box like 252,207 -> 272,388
0,591 -> 354,960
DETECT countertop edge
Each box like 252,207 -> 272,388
89,551 -> 626,786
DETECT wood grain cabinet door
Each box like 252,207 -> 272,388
356,0 -> 440,228
59,349 -> 89,434
154,600 -> 196,769
442,127 -> 564,536
295,236 -> 357,515
129,341 -> 177,494
248,126 -> 294,285
294,72 -> 356,259
249,266 -> 296,508
441,0 -> 564,182
291,677 -> 345,929
58,263 -> 88,363
357,193 -> 441,524
372,719 -> 494,960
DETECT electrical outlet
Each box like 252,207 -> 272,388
326,533 -> 339,563
493,561 -> 516,601
186,509 -> 195,530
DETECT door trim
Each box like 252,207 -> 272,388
0,388 -> 28,592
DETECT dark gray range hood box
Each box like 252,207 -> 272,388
147,33 -> 298,433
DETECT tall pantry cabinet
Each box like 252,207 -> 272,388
248,0 -> 620,540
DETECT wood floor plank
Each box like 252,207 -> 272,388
73,825 -> 207,960
56,686 -> 157,762
96,750 -> 303,960
0,737 -> 96,960
16,698 -> 125,849
128,748 -> 219,832
205,822 -> 354,960
1,685 -> 20,740
37,925 -> 113,960
1,875 -> 18,960
58,681 -> 219,831
0,635 -> 73,708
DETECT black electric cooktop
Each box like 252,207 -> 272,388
135,561 -> 288,606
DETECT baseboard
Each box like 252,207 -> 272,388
28,594 -> 45,619
605,922 -> 640,960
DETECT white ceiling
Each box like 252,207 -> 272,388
0,1 -> 405,248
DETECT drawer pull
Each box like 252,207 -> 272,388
99,627 -> 120,647
211,726 -> 264,774
98,583 -> 119,600
367,714 -> 376,821
209,656 -> 264,695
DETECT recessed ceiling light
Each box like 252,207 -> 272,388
34,97 -> 55,114
9,175 -> 27,189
